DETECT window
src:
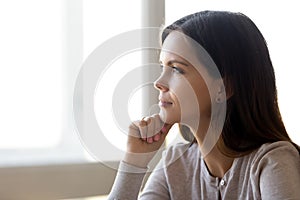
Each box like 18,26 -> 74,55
0,0 -> 143,198
0,0 -> 81,166
0,0 -> 142,166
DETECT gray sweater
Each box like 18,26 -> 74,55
108,141 -> 300,200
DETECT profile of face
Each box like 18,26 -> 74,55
154,31 -> 216,131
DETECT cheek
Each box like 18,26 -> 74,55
187,72 -> 212,112
193,82 -> 211,114
170,77 -> 200,123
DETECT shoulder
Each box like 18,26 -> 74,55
249,141 -> 300,174
161,142 -> 199,168
253,141 -> 299,162
247,142 -> 300,198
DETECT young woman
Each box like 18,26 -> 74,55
108,11 -> 300,199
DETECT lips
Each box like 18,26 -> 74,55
159,99 -> 173,107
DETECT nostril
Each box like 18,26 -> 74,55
154,81 -> 168,92
153,81 -> 160,89
154,81 -> 162,90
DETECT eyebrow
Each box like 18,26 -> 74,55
159,59 -> 189,67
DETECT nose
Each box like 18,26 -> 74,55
154,76 -> 169,92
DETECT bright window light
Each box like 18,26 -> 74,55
0,0 -> 63,149
80,0 -> 142,161
0,0 -> 143,166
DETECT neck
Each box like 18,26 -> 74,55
201,144 -> 234,178
190,115 -> 234,178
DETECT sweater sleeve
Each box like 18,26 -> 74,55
139,160 -> 170,199
107,161 -> 147,200
108,160 -> 170,200
254,141 -> 300,200
107,142 -> 193,199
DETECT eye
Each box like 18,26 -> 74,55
159,65 -> 164,72
171,66 -> 184,74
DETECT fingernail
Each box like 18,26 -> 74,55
161,126 -> 167,133
154,134 -> 160,141
147,137 -> 153,143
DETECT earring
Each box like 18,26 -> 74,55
216,97 -> 222,103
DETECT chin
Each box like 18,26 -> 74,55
159,109 -> 181,124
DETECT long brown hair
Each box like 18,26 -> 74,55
162,11 -> 300,156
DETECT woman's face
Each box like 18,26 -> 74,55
155,31 -> 213,128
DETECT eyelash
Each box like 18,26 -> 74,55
171,66 -> 184,74
160,65 -> 185,74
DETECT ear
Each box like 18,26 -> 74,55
214,78 -> 233,103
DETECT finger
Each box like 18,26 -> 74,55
145,114 -> 164,142
147,136 -> 153,143
152,114 -> 164,134
161,123 -> 172,134
158,123 -> 173,141
150,124 -> 170,143
139,118 -> 148,139
128,121 -> 140,138
153,113 -> 173,134
145,117 -> 155,138
152,123 -> 172,143
153,133 -> 161,141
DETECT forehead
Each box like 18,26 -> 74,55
160,31 -> 193,61
160,31 -> 205,68
159,50 -> 190,65
160,33 -> 197,72
160,31 -> 222,81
